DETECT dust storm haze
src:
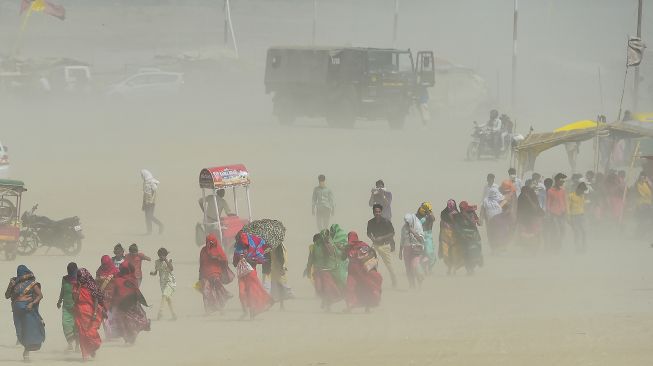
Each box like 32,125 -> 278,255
0,0 -> 652,365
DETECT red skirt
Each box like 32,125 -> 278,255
313,269 -> 343,305
238,270 -> 271,316
201,275 -> 232,314
345,262 -> 382,308
74,288 -> 103,359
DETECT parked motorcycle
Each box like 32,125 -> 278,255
466,121 -> 510,161
17,204 -> 83,256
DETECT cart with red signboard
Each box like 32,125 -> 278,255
0,179 -> 25,261
197,164 -> 252,251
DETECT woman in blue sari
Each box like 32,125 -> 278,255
5,265 -> 45,361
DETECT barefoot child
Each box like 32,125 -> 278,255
150,248 -> 176,320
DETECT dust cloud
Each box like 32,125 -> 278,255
0,1 -> 652,365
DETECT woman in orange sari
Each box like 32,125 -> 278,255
199,234 -> 233,315
73,268 -> 104,361
345,232 -> 382,313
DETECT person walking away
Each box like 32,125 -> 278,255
416,202 -> 437,273
125,243 -> 151,287
455,202 -> 484,275
568,182 -> 588,253
634,172 -> 653,238
233,232 -> 272,319
312,174 -> 335,231
199,234 -> 233,315
150,248 -> 177,320
73,268 -> 104,361
344,232 -> 382,313
57,262 -> 79,352
439,200 -> 464,275
366,204 -> 397,288
482,184 -> 507,254
369,180 -> 393,220
141,169 -> 164,235
96,255 -> 120,340
517,180 -> 545,255
5,265 -> 45,361
546,173 -> 568,253
112,243 -> 126,268
400,214 -> 426,289
112,262 -> 150,345
270,244 -> 294,310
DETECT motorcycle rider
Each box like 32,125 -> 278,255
480,110 -> 502,154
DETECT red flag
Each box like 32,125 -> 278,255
20,0 -> 66,21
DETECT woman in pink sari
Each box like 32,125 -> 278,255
345,232 -> 382,313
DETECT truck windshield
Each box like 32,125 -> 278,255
368,51 -> 413,73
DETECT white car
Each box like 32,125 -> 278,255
106,71 -> 184,100
0,143 -> 9,179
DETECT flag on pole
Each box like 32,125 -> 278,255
627,36 -> 646,67
20,0 -> 66,20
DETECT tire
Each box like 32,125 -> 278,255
388,113 -> 406,130
61,238 -> 82,256
17,232 -> 38,256
466,142 -> 479,161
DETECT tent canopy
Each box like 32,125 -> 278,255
554,120 -> 599,132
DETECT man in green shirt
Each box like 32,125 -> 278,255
312,175 -> 335,231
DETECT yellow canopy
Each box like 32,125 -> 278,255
554,120 -> 598,132
633,113 -> 653,123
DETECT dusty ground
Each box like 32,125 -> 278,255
1,1 -> 652,365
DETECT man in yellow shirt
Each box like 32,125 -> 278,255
567,182 -> 587,253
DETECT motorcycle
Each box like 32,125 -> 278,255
17,204 -> 83,256
466,121 -> 510,161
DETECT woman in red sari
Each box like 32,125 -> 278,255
112,262 -> 150,345
233,233 -> 271,320
345,232 -> 382,313
199,234 -> 233,315
73,268 -> 104,361
96,255 -> 119,339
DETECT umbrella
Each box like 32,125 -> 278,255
554,120 -> 599,132
242,219 -> 286,249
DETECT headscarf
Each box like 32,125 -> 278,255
483,186 -> 504,220
440,199 -> 459,224
17,265 -> 31,278
402,213 -> 425,242
417,202 -> 433,217
77,268 -> 104,305
205,233 -> 223,257
97,255 -> 119,278
347,231 -> 370,258
64,262 -> 78,283
500,179 -> 516,195
119,261 -> 137,281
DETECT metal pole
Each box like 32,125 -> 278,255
633,0 -> 643,112
223,0 -> 228,46
392,0 -> 399,48
511,0 -> 518,112
225,0 -> 239,57
312,0 -> 317,45
213,193 -> 223,245
202,188 -> 207,229
598,66 -> 605,115
245,186 -> 252,222
232,186 -> 239,216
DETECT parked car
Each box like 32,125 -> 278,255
106,71 -> 184,100
0,143 -> 9,179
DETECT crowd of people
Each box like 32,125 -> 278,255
4,166 -> 651,362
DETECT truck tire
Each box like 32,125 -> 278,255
273,100 -> 296,126
388,113 -> 406,130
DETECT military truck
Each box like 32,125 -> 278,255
264,47 -> 435,129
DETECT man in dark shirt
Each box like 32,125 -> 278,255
366,204 -> 397,288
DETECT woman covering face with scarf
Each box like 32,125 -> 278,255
96,255 -> 120,339
454,202 -> 484,275
199,234 -> 233,315
57,262 -> 79,351
439,200 -> 465,275
416,202 -> 437,273
112,262 -> 150,345
344,231 -> 382,313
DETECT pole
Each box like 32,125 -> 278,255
598,66 -> 605,115
633,0 -> 643,112
511,0 -> 518,111
224,0 -> 239,57
392,0 -> 399,48
312,0 -> 317,45
223,0 -> 228,46
593,118 -> 601,174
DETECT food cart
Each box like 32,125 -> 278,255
198,164 -> 252,251
0,179 -> 26,260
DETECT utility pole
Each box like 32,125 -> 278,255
392,0 -> 399,48
634,0 -> 643,112
312,0 -> 317,45
223,0 -> 228,46
511,0 -> 518,112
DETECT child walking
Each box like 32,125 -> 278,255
150,248 -> 177,320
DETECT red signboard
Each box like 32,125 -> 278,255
199,164 -> 250,189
